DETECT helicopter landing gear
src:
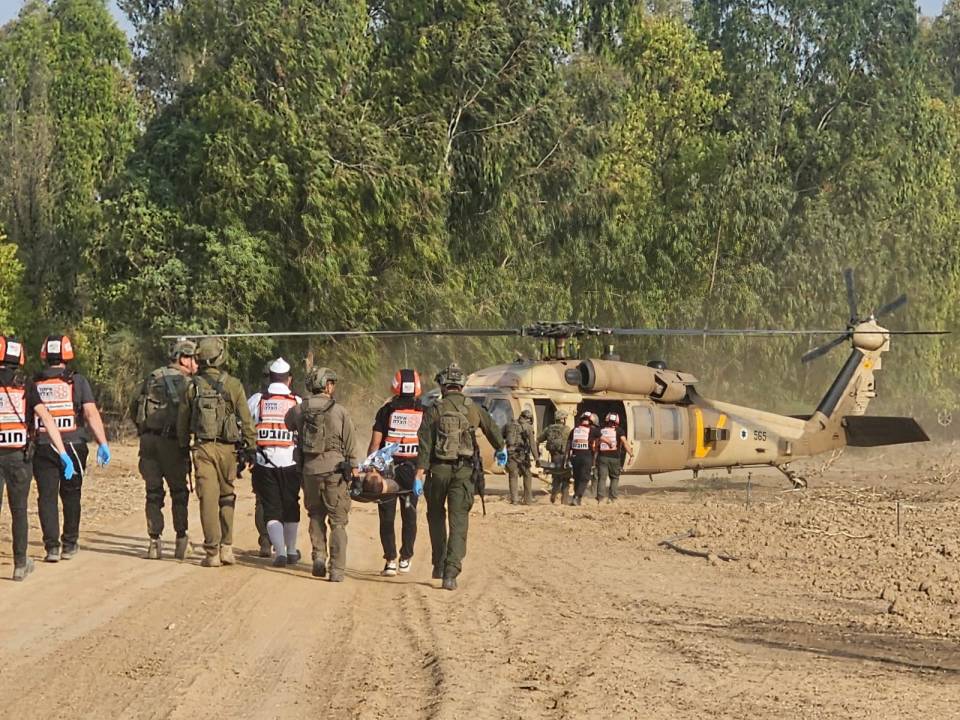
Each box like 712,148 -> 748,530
776,465 -> 807,489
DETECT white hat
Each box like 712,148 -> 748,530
269,357 -> 291,374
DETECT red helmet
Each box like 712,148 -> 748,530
605,412 -> 620,426
391,368 -> 422,398
40,335 -> 74,364
0,336 -> 25,367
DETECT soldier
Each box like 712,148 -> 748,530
596,412 -> 633,503
368,369 -> 423,576
538,409 -> 571,504
284,366 -> 359,582
33,335 -> 111,562
131,339 -> 197,560
416,363 -> 506,590
247,358 -> 302,567
177,337 -> 256,567
502,408 -> 537,504
566,411 -> 599,506
0,336 -> 74,580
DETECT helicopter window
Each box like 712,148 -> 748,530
486,398 -> 514,428
659,407 -> 682,441
632,406 -> 654,440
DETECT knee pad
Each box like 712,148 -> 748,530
219,493 -> 237,508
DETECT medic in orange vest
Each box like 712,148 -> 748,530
32,334 -> 110,562
368,369 -> 424,576
565,411 -> 601,506
595,412 -> 634,503
0,336 -> 74,580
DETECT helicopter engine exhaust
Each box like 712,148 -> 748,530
568,359 -> 693,402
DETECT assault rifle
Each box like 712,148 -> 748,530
471,438 -> 486,516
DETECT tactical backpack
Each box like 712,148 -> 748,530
544,424 -> 569,454
434,395 -> 475,461
300,396 -> 335,454
190,373 -> 239,443
503,421 -> 522,448
135,368 -> 182,433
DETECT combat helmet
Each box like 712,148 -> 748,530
196,337 -> 226,367
519,408 -> 533,420
307,366 -> 337,393
555,409 -> 568,420
169,338 -> 197,361
435,363 -> 466,388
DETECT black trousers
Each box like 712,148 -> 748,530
34,442 -> 88,551
378,461 -> 418,561
572,454 -> 594,499
252,463 -> 302,523
0,450 -> 32,562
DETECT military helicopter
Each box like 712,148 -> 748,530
168,270 -> 944,488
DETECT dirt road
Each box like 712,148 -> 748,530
0,444 -> 958,719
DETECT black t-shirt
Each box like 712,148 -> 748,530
598,425 -> 626,455
28,366 -> 96,445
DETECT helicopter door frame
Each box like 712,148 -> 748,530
653,404 -> 688,470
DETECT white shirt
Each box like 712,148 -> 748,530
247,382 -> 302,468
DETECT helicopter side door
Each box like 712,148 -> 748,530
626,402 -> 655,473
651,404 -> 688,471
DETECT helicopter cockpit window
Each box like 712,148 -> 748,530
632,406 -> 654,441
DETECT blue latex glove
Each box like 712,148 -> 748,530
495,448 -> 508,467
59,452 -> 75,481
96,443 -> 111,467
413,478 -> 424,497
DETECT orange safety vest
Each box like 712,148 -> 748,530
599,427 -> 618,453
385,408 -> 423,459
256,393 -> 298,448
571,425 -> 592,452
34,377 -> 77,434
0,385 -> 28,449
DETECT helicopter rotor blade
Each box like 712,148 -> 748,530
801,333 -> 851,364
874,294 -> 907,320
161,328 -> 523,340
843,268 -> 858,324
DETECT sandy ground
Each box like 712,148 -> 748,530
0,442 -> 958,719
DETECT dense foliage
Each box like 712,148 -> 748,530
0,0 -> 958,419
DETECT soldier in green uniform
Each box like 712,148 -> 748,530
538,409 -> 571,504
284,367 -> 359,582
176,338 -> 256,567
416,363 -> 506,590
503,408 -> 537,504
131,339 -> 197,560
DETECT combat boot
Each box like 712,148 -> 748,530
258,537 -> 272,558
312,558 -> 327,578
328,570 -> 344,582
12,558 -> 34,581
219,545 -> 236,565
44,547 -> 60,563
174,535 -> 189,560
432,564 -> 443,580
441,575 -> 458,591
147,538 -> 162,560
200,554 -> 222,568
61,544 -> 78,560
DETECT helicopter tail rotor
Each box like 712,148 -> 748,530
801,269 -> 920,364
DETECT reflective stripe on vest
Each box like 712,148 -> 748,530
571,425 -> 591,451
385,408 -> 423,459
599,427 -> 618,453
34,378 -> 76,433
256,394 -> 298,448
0,386 -> 28,449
